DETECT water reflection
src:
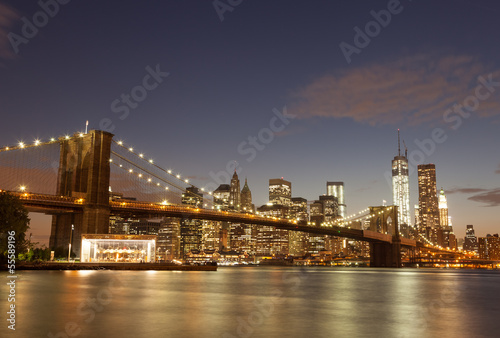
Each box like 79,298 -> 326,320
1,268 -> 499,337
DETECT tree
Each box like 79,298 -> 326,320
0,191 -> 30,263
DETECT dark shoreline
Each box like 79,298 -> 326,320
4,262 -> 217,271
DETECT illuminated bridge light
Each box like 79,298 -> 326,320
167,170 -> 172,174
165,187 -> 169,190
65,135 -> 70,140
149,159 -> 153,164
50,138 -> 55,142
138,174 -> 142,178
79,133 -> 84,137
129,169 -> 133,173
34,139 -> 40,146
19,142 -> 25,148
139,153 -> 144,158
117,141 -> 123,145
176,174 -> 180,179
129,147 -> 133,152
147,178 -> 152,182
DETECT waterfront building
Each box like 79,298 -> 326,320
478,234 -> 500,260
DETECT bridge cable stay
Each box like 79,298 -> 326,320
110,140 -> 215,207
0,140 -> 60,195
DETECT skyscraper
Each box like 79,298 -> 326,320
392,130 -> 411,226
438,188 -> 449,227
229,171 -> 241,211
463,225 -> 478,253
269,178 -> 291,207
181,187 -> 203,258
418,164 -> 440,241
327,182 -> 346,218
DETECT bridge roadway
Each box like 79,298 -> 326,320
9,190 -> 419,247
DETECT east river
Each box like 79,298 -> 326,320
2,267 -> 500,337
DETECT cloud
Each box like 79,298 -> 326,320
446,187 -> 488,195
446,186 -> 500,207
0,3 -> 20,65
468,188 -> 500,207
289,54 -> 500,126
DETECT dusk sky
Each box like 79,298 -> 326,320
1,0 -> 499,243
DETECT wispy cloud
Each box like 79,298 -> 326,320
289,54 -> 500,126
447,187 -> 488,195
0,3 -> 19,66
447,187 -> 500,207
468,188 -> 500,207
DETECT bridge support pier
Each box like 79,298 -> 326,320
49,130 -> 113,257
369,237 -> 401,268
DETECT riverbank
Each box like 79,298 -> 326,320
9,262 -> 217,271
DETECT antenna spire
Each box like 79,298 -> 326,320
397,129 -> 401,156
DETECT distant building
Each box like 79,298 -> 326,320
327,182 -> 346,218
319,195 -> 339,222
392,130 -> 411,227
289,197 -> 308,256
240,178 -> 254,212
463,225 -> 478,253
269,178 -> 292,207
255,204 -> 289,256
182,186 -> 203,208
213,184 -> 230,210
478,234 -> 500,260
181,187 -> 203,258
229,171 -> 241,211
418,164 -> 440,243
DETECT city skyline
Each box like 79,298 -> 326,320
0,1 -> 499,242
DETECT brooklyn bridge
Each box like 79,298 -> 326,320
0,130 -> 464,267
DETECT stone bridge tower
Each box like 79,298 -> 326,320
368,205 -> 401,267
49,130 -> 113,256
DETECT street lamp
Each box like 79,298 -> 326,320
68,224 -> 74,262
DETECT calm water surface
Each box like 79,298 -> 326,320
2,267 -> 500,338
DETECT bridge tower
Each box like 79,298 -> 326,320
368,205 -> 401,267
49,130 -> 113,256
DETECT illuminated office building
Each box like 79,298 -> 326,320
463,225 -> 478,253
269,178 -> 291,207
418,164 -> 440,243
392,130 -> 411,227
327,182 -> 346,218
438,188 -> 449,227
213,184 -> 230,210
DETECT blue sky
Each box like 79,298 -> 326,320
0,0 -> 499,243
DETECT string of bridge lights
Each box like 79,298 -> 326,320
0,132 -> 87,152
111,139 -> 215,204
